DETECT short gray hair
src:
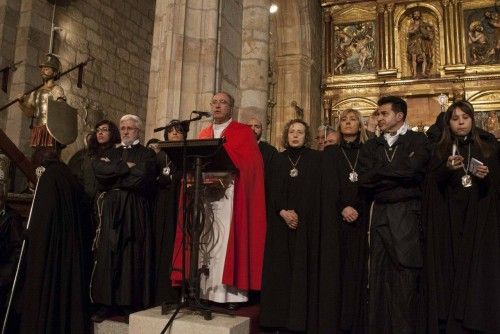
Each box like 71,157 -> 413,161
120,114 -> 143,131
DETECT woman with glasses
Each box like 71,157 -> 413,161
69,120 -> 120,199
424,100 -> 500,334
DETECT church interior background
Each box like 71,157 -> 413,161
0,0 -> 500,192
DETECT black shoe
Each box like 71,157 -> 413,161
226,302 -> 240,311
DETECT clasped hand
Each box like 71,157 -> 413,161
447,155 -> 489,178
280,209 -> 299,230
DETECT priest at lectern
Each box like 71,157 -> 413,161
172,91 -> 266,310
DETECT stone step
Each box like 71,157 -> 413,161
129,306 -> 250,334
93,319 -> 128,334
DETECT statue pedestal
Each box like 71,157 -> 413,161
129,306 -> 250,334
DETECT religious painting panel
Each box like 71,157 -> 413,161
332,21 -> 376,75
464,6 -> 500,65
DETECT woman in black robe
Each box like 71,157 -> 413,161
147,121 -> 185,305
69,120 -> 121,199
424,100 -> 500,334
322,109 -> 369,334
260,119 -> 322,333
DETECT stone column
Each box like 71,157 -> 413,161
238,0 -> 269,135
145,0 -> 219,140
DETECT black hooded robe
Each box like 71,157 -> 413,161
424,136 -> 500,334
260,147 -> 321,333
91,144 -> 156,309
19,160 -> 92,334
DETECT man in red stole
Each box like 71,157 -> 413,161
172,92 -> 266,309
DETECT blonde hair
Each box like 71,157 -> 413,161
336,108 -> 368,143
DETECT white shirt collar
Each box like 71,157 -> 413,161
384,123 -> 408,147
120,139 -> 140,148
213,119 -> 232,138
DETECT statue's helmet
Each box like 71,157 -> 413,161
39,53 -> 62,75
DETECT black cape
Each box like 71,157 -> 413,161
424,135 -> 500,333
151,150 -> 180,305
321,140 -> 367,334
260,147 -> 321,332
91,144 -> 156,308
20,160 -> 92,334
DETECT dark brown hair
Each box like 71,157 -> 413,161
437,100 -> 491,158
88,119 -> 121,156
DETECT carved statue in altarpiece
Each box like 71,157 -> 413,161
407,10 -> 435,77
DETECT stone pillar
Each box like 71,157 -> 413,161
272,54 -> 313,148
238,0 -> 269,135
145,0 -> 219,140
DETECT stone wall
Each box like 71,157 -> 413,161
0,0 -> 21,130
1,0 -> 156,161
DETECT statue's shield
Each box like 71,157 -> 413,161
46,100 -> 78,145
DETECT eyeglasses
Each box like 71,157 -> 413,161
210,99 -> 229,106
96,127 -> 110,133
120,126 -> 139,132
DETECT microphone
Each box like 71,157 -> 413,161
192,111 -> 211,117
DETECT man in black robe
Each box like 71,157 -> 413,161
91,114 -> 156,321
358,96 -> 429,334
19,150 -> 92,334
247,117 -> 278,193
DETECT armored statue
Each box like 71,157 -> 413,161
18,54 -> 66,148
407,10 -> 435,78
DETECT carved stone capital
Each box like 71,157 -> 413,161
386,3 -> 394,12
440,0 -> 450,7
377,3 -> 386,14
323,12 -> 332,23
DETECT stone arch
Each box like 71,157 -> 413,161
468,90 -> 500,112
331,97 -> 378,117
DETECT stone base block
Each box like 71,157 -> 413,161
93,319 -> 128,334
129,306 -> 250,334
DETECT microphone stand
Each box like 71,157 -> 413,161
159,113 -> 214,334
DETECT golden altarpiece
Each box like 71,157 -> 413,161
321,0 -> 500,138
